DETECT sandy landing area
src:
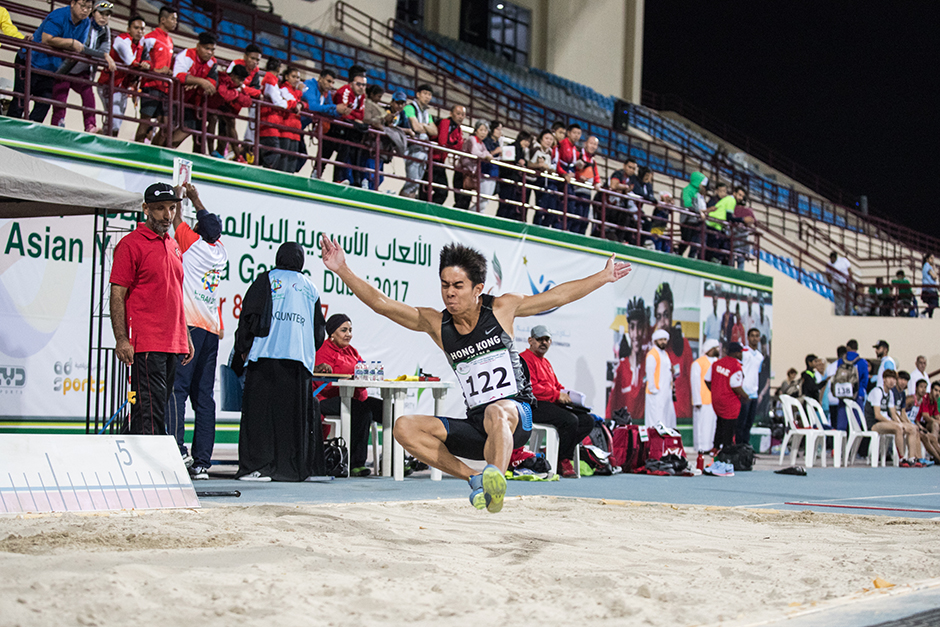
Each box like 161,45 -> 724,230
1,496 -> 939,627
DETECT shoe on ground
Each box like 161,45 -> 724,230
238,471 -> 271,482
189,466 -> 209,480
715,461 -> 734,476
559,458 -> 578,478
918,458 -> 935,467
468,473 -> 486,509
211,150 -> 224,159
181,453 -> 194,468
304,475 -> 334,483
900,459 -> 912,468
482,464 -> 507,513
350,466 -> 372,477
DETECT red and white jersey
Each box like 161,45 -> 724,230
97,32 -> 143,87
174,223 -> 227,335
173,47 -> 218,105
140,28 -> 174,92
333,83 -> 364,120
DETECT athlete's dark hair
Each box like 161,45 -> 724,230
197,32 -> 216,46
897,370 -> 910,381
244,43 -> 262,55
265,57 -> 281,72
127,14 -> 145,28
348,64 -> 366,81
320,68 -> 336,79
366,84 -> 384,98
931,381 -> 940,391
654,282 -> 674,310
551,120 -> 565,131
439,243 -> 486,286
230,64 -> 249,80
158,4 -> 176,21
805,354 -> 817,368
567,123 -> 581,132
837,345 -> 847,358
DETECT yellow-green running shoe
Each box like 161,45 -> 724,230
481,464 -> 506,513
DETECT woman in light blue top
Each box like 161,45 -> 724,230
922,253 -> 938,318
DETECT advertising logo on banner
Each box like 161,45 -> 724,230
1,153 -> 772,429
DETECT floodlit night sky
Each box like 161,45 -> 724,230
642,2 -> 939,239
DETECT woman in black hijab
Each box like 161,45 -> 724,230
233,242 -> 328,481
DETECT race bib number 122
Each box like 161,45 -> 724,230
455,349 -> 518,408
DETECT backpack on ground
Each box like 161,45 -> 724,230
645,424 -> 686,463
580,418 -> 619,475
611,424 -> 643,472
324,437 -> 348,477
832,357 -> 860,399
716,443 -> 756,471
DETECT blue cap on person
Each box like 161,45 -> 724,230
392,91 -> 407,102
144,182 -> 182,204
196,209 -> 222,243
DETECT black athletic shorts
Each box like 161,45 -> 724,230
139,87 -> 166,118
436,400 -> 533,460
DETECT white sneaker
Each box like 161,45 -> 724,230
238,471 -> 271,482
181,453 -> 194,468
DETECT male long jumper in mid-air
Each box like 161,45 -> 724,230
320,235 -> 632,513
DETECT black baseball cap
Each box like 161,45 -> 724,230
873,340 -> 889,350
144,182 -> 182,204
726,342 -> 744,354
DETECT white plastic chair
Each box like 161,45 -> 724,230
529,423 -> 580,477
843,400 -> 897,467
779,395 -> 826,467
803,397 -> 845,467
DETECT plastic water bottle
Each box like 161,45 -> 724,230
377,361 -> 384,381
354,361 -> 364,380
369,361 -> 376,381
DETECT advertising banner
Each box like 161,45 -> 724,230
1,153 -> 771,430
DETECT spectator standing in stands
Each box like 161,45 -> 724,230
871,340 -> 896,389
703,294 -> 720,342
893,270 -> 915,316
432,105 -> 466,205
301,68 -> 345,121
554,124 -> 583,229
457,120 -> 491,211
676,172 -> 708,258
399,84 -> 438,198
908,355 -> 928,396
168,32 -> 218,152
645,328 -> 675,429
206,64 -> 252,159
109,183 -> 194,440
223,44 -> 263,162
827,251 -> 852,316
233,242 -> 327,482
257,57 -> 287,170
706,183 -> 737,264
96,14 -> 147,137
569,135 -> 601,235
169,183 -> 227,480
691,339 -> 720,453
329,66 -> 367,184
922,253 -> 938,318
135,4 -> 177,144
869,277 -> 893,316
360,85 -> 390,189
496,131 -> 531,221
824,345 -> 847,425
50,1 -> 115,133
603,158 -> 639,242
314,314 -> 384,477
8,0 -> 93,122
801,354 -> 828,402
529,129 -> 558,227
730,192 -> 756,269
0,5 -> 25,43
277,67 -> 307,174
479,120 -> 503,211
520,325 -> 595,478
736,328 -> 764,446
705,342 -> 748,451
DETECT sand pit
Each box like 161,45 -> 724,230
1,496 -> 939,627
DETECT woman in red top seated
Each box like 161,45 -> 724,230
314,314 -> 383,476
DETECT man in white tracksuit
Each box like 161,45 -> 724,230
645,328 -> 676,428
691,339 -> 720,452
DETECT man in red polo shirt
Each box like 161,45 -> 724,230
110,182 -> 193,438
704,341 -> 748,452
135,4 -> 177,144
520,325 -> 594,478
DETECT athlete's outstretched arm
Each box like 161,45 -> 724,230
320,235 -> 438,335
512,254 -> 631,317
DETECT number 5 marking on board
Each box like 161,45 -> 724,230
115,440 -> 133,466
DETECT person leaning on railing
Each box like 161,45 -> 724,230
568,135 -> 600,235
398,83 -> 438,198
205,63 -> 251,158
96,13 -> 148,137
51,1 -> 116,133
7,0 -> 93,122
0,6 -> 25,46
456,119 -> 491,211
432,104 -> 466,205
529,128 -> 558,228
495,131 -> 532,222
135,4 -> 178,145
922,253 -> 938,318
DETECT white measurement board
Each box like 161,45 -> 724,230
0,435 -> 199,514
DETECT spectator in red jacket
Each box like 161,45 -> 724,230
555,123 -> 582,181
206,64 -> 251,157
568,134 -> 600,234
431,104 -> 466,205
313,314 -> 384,476
223,43 -> 262,162
97,13 -> 148,136
278,66 -> 306,173
258,57 -> 287,170
520,325 -> 594,478
169,31 -> 218,151
135,4 -> 177,144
